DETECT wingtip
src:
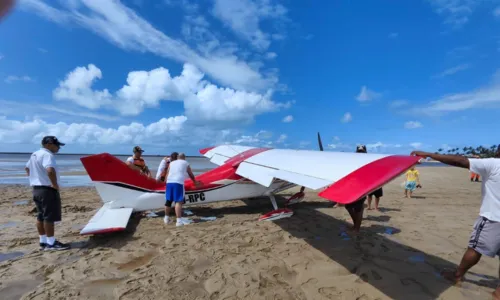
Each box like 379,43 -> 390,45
199,146 -> 216,155
80,227 -> 127,235
318,155 -> 421,204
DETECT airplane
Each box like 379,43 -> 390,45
78,133 -> 422,235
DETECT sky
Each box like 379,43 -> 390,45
0,0 -> 499,155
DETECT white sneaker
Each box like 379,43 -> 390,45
181,218 -> 193,224
176,218 -> 192,227
164,216 -> 170,224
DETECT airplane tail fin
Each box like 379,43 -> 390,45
80,153 -> 164,192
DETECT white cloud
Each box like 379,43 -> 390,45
282,115 -> 293,123
276,133 -> 287,143
0,54 -> 3,60
299,141 -> 311,148
404,121 -> 423,129
0,100 -> 120,122
333,136 -> 340,141
0,115 -> 187,146
19,0 -> 277,91
38,48 -> 48,53
388,32 -> 399,38
355,85 -> 381,102
341,112 -> 352,123
212,0 -> 288,50
389,100 -> 409,108
232,129 -> 274,145
494,6 -> 500,17
427,0 -> 478,27
53,63 -> 291,122
410,142 -> 423,149
4,75 -> 34,84
432,63 -> 470,78
420,70 -> 500,114
53,64 -> 112,109
265,52 -> 277,59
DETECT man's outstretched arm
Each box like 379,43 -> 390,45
411,151 -> 470,169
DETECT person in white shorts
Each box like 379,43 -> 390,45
411,146 -> 500,299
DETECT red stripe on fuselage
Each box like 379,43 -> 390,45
318,155 -> 421,204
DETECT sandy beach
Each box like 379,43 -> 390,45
0,166 -> 498,300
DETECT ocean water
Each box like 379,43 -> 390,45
0,153 -> 217,187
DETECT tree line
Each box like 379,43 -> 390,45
435,145 -> 498,158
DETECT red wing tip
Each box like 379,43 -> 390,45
199,146 -> 216,155
318,155 -> 421,204
80,227 -> 126,235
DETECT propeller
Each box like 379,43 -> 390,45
317,132 -> 324,151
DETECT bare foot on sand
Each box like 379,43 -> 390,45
492,289 -> 500,300
441,269 -> 464,285
346,227 -> 360,236
493,290 -> 500,300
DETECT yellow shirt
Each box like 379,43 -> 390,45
406,169 -> 419,182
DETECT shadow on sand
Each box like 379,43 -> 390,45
85,195 -> 496,299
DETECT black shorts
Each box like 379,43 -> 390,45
32,186 -> 61,223
345,196 -> 366,213
368,187 -> 383,198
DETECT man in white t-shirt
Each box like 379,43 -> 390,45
25,136 -> 70,251
411,146 -> 500,299
163,152 -> 201,226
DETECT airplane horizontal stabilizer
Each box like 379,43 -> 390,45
80,203 -> 133,235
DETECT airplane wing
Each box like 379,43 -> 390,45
80,202 -> 133,235
200,145 -> 257,166
200,146 -> 421,205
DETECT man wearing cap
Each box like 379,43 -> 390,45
126,146 -> 151,177
24,136 -> 71,251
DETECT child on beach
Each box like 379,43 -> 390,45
404,167 -> 421,198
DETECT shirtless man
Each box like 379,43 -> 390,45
411,146 -> 500,299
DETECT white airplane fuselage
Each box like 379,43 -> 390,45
93,179 -> 297,212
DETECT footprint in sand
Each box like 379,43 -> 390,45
318,286 -> 341,298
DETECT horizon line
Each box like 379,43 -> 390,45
0,151 -> 204,158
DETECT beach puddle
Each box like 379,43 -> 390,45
0,279 -> 43,300
0,221 -> 19,230
116,251 -> 157,271
13,200 -> 28,206
0,251 -> 25,263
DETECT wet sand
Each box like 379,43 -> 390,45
0,166 -> 498,299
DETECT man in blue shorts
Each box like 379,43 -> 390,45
163,152 -> 201,226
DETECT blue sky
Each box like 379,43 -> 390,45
0,0 -> 499,155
